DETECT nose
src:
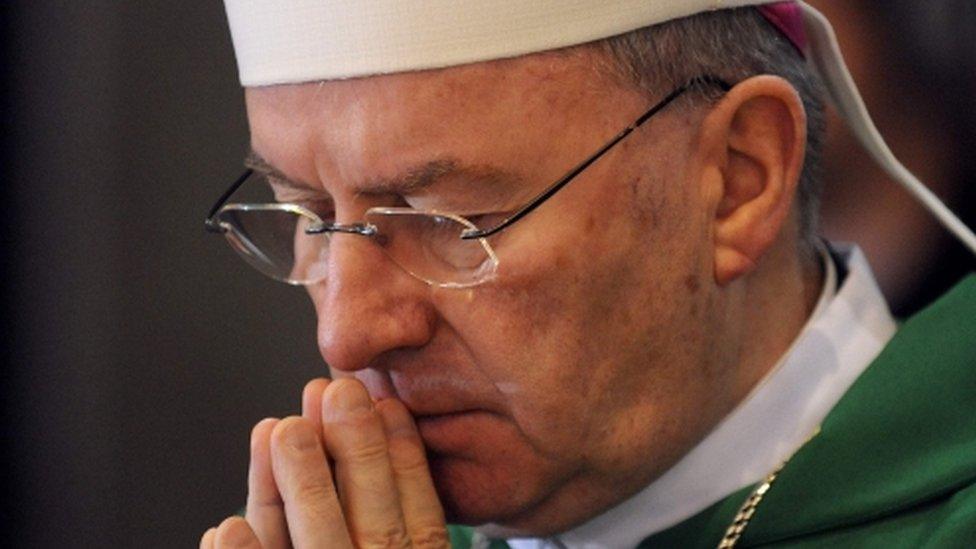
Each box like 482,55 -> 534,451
309,232 -> 436,373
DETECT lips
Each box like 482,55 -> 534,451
404,401 -> 487,418
387,371 -> 504,418
412,409 -> 502,453
378,376 -> 503,452
363,362 -> 509,448
413,409 -> 484,423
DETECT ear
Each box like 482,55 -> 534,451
697,75 -> 807,286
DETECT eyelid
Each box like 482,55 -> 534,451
404,192 -> 515,215
276,194 -> 334,208
457,206 -> 519,225
264,176 -> 334,203
458,211 -> 512,229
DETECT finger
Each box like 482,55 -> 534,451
214,516 -> 262,549
246,418 -> 289,549
375,398 -> 448,546
301,378 -> 330,436
271,416 -> 353,549
322,378 -> 409,547
303,378 -> 339,484
200,527 -> 216,549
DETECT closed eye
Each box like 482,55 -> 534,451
461,212 -> 511,230
292,199 -> 336,223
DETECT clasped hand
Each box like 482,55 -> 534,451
201,378 -> 449,548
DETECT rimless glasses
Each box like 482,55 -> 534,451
204,76 -> 730,288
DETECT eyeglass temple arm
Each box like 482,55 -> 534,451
461,75 -> 731,240
204,168 -> 255,233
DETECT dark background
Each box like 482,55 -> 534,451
3,3 -> 320,547
1,2 -> 972,547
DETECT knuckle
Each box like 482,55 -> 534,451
345,437 -> 389,464
388,439 -> 429,475
410,526 -> 450,548
393,455 -> 432,481
355,525 -> 411,549
246,490 -> 283,509
292,477 -> 340,506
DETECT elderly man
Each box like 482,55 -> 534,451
201,1 -> 976,547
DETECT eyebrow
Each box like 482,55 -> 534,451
244,148 -> 523,197
244,150 -> 310,192
361,158 -> 460,195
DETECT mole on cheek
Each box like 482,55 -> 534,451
684,274 -> 700,294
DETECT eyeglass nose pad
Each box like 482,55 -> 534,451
305,222 -> 378,236
460,227 -> 486,240
305,221 -> 327,235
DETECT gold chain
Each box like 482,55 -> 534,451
716,462 -> 785,548
717,426 -> 821,548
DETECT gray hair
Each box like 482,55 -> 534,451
598,7 -> 827,249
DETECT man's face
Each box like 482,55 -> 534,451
245,49 -> 735,534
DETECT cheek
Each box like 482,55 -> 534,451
435,170 -> 711,459
435,222 -> 644,449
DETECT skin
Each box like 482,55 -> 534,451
204,44 -> 820,546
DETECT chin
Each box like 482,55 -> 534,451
429,453 -> 547,527
430,452 -> 626,538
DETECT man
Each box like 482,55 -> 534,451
201,1 -> 976,547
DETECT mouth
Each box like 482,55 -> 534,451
412,409 -> 501,453
378,371 -> 507,453
413,408 -> 483,425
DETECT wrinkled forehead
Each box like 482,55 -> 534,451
244,46 -> 616,128
243,48 -> 645,200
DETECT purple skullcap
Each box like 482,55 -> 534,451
758,1 -> 808,57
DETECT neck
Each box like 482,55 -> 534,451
723,237 -> 825,404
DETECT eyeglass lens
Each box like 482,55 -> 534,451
216,207 -> 497,287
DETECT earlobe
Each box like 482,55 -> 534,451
699,76 -> 807,286
714,247 -> 758,286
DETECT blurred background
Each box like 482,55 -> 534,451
1,1 -> 973,547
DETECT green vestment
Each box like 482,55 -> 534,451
449,275 -> 976,548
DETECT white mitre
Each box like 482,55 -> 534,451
226,0 -> 797,86
222,0 -> 976,255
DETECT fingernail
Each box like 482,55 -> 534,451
328,380 -> 372,420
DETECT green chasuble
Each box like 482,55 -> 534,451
449,275 -> 976,548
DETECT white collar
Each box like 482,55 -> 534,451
506,244 -> 897,549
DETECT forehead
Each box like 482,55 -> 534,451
246,47 -> 608,128
243,48 -> 641,195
